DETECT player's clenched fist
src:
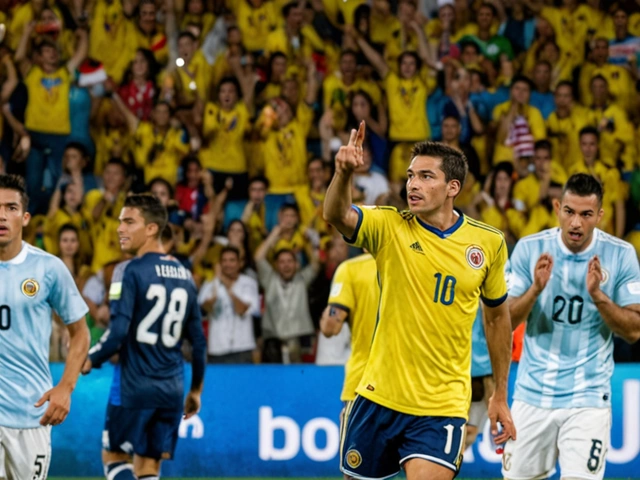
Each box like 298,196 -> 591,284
335,120 -> 366,175
533,253 -> 553,295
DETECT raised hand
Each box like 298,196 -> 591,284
533,253 -> 553,295
334,121 -> 365,175
587,255 -> 603,297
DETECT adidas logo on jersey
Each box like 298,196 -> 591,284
410,242 -> 424,254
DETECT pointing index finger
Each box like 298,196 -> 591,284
355,121 -> 366,148
347,128 -> 357,147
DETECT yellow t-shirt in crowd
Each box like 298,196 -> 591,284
346,206 -> 508,418
579,63 -> 635,114
83,190 -> 127,272
262,103 -> 314,194
43,209 -> 92,260
165,50 -> 211,105
492,101 -> 545,164
512,166 -> 567,213
90,0 -> 130,84
328,253 -> 379,402
24,66 -> 71,135
133,122 -> 189,185
385,72 -> 430,142
586,104 -> 636,171
545,105 -> 590,173
233,1 -> 279,53
93,127 -> 131,176
200,101 -> 251,173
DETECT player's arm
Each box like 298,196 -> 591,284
323,122 -> 366,240
588,254 -> 640,344
183,298 -> 207,419
508,252 -> 553,329
320,305 -> 348,337
481,238 -> 516,444
85,269 -> 137,370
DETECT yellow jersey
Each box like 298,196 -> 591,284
24,66 -> 71,135
164,50 -> 211,105
513,165 -> 567,212
545,106 -> 590,172
90,0 -> 130,83
133,122 -> 189,184
83,190 -> 127,272
261,103 -> 314,194
348,206 -> 508,418
234,1 -> 279,53
328,254 -> 379,402
385,72 -> 430,142
579,63 -> 635,114
200,101 -> 251,173
586,104 -> 636,171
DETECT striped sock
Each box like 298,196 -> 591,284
104,461 -> 136,480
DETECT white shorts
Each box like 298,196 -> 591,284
502,400 -> 611,480
0,425 -> 51,480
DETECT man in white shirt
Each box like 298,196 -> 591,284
199,246 -> 260,363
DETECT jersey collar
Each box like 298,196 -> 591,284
0,241 -> 29,265
556,227 -> 599,256
415,209 -> 464,239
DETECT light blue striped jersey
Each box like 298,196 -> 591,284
507,228 -> 640,409
471,305 -> 492,378
0,242 -> 89,428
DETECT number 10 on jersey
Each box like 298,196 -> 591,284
434,273 -> 456,306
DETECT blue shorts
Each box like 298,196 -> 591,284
340,396 -> 466,479
103,403 -> 183,460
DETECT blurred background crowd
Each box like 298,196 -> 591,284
1,0 -> 640,365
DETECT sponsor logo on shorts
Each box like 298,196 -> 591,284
502,452 -> 512,472
466,246 -> 485,269
21,279 -> 40,297
346,449 -> 362,469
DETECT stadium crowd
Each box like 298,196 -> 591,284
1,0 -> 640,364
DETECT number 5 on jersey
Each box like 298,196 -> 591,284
137,284 -> 188,347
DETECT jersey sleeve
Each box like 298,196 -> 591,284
480,237 -> 509,306
328,262 -> 355,314
89,264 -> 137,368
184,290 -> 207,391
612,245 -> 640,307
344,205 -> 400,254
505,240 -> 532,298
48,258 -> 89,324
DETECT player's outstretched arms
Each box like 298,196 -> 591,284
37,318 -> 90,426
320,305 -> 348,337
587,255 -> 640,344
323,121 -> 366,240
483,301 -> 516,445
508,253 -> 553,329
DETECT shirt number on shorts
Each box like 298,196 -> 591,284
588,439 -> 604,473
33,454 -> 46,479
434,274 -> 456,306
0,305 -> 11,331
137,285 -> 188,347
443,423 -> 465,455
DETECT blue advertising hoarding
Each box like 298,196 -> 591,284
49,364 -> 640,478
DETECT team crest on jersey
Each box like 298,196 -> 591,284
346,449 -> 362,469
600,267 -> 609,286
465,246 -> 485,269
21,279 -> 40,297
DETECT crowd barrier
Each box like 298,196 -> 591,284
49,364 -> 640,478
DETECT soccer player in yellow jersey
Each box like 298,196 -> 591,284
324,122 -> 516,480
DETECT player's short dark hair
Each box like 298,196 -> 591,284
220,245 -> 241,260
0,174 -> 29,211
563,173 -> 604,205
410,142 -> 468,186
161,224 -> 173,243
124,193 -> 168,236
534,139 -> 552,155
579,126 -> 600,140
274,248 -> 296,262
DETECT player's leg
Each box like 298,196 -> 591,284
340,395 -> 403,479
1,425 -> 51,480
132,407 -> 184,479
466,376 -> 492,448
102,403 -> 151,480
502,401 -> 561,480
557,407 -> 611,480
399,415 -> 466,480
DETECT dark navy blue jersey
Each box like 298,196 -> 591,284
89,253 -> 206,409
